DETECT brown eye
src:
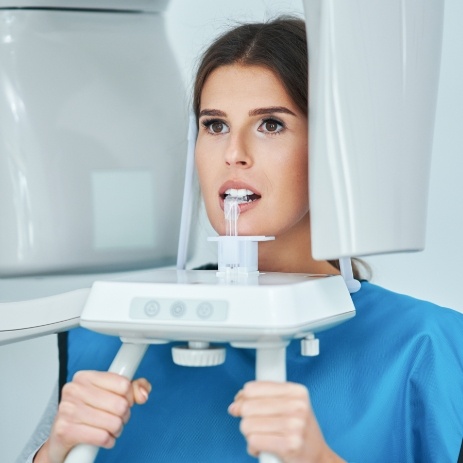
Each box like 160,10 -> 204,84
211,122 -> 224,133
259,118 -> 284,134
202,119 -> 229,135
265,121 -> 278,132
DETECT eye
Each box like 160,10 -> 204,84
202,119 -> 230,135
258,118 -> 284,134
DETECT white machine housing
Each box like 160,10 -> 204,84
0,0 -> 186,276
304,0 -> 444,259
80,270 -> 355,344
0,0 -> 168,8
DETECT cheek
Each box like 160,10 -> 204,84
276,144 -> 308,192
295,167 -> 309,213
195,141 -> 214,192
195,156 -> 207,197
276,147 -> 309,217
195,153 -> 224,232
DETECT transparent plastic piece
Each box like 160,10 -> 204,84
209,196 -> 273,276
225,196 -> 240,237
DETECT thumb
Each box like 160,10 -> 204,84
132,378 -> 152,405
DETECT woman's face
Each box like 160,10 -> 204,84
195,64 -> 309,238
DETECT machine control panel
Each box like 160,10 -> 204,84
130,297 -> 228,322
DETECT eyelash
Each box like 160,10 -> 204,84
259,118 -> 285,135
201,118 -> 226,135
201,117 -> 285,135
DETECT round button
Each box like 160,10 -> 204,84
144,300 -> 160,317
170,301 -> 186,318
197,302 -> 214,319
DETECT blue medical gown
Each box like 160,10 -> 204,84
66,282 -> 463,462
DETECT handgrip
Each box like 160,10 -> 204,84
63,342 -> 148,463
260,453 -> 284,463
256,344 -> 287,463
63,444 -> 98,463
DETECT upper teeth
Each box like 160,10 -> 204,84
225,189 -> 254,198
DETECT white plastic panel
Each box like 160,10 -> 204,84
304,0 -> 445,259
0,9 -> 186,276
0,0 -> 169,12
80,270 -> 355,343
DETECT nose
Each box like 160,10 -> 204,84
224,133 -> 252,168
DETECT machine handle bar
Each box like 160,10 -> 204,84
63,342 -> 148,463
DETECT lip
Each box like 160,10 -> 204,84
218,180 -> 262,213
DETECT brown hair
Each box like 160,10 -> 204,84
193,16 -> 370,281
193,16 -> 308,121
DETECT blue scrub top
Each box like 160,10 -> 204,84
66,282 -> 463,462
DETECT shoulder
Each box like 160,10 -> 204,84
346,284 -> 463,460
339,282 -> 463,391
350,281 -> 463,352
352,280 -> 462,322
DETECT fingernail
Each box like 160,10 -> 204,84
140,388 -> 149,401
228,402 -> 237,415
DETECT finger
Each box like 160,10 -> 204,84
132,378 -> 152,405
246,433 -> 304,460
58,400 -> 128,438
239,415 -> 306,437
230,397 -> 309,418
73,371 -> 133,399
53,417 -> 117,450
237,381 -> 308,400
62,381 -> 132,419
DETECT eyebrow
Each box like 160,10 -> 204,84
198,106 -> 297,118
199,109 -> 226,118
249,106 -> 297,117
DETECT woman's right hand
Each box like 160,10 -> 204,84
34,371 -> 151,463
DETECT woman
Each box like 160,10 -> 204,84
28,17 -> 463,463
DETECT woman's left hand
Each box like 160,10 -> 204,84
228,381 -> 345,463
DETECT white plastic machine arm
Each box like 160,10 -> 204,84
0,289 -> 88,345
176,112 -> 198,270
64,342 -> 148,463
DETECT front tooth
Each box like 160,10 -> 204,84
225,188 -> 254,197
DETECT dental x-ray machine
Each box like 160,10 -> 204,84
0,1 -> 444,463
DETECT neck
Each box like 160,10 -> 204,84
257,215 -> 339,275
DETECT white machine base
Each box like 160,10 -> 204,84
80,269 -> 355,344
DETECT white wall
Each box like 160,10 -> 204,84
1,0 -> 462,461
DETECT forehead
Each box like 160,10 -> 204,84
200,64 -> 297,111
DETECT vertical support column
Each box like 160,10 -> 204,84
255,344 -> 287,463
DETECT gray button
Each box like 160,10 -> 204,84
144,300 -> 160,317
197,302 -> 214,319
170,301 -> 186,318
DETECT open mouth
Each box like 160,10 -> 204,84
221,188 -> 261,204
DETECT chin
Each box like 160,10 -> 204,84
237,226 -> 267,237
210,214 -> 272,237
